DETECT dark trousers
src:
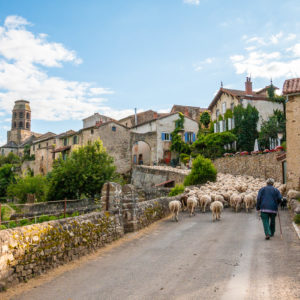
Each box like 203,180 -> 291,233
261,212 -> 276,237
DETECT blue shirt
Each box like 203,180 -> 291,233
256,185 -> 282,213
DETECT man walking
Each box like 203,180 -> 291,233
256,178 -> 282,240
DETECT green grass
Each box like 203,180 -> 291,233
1,205 -> 14,221
294,214 -> 300,225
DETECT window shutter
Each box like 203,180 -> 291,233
184,132 -> 188,142
228,118 -> 232,130
161,133 -> 165,140
192,133 -> 196,142
219,121 -> 223,133
232,118 -> 235,129
214,123 -> 217,133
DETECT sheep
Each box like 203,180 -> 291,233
210,201 -> 223,221
180,194 -> 188,211
169,200 -> 182,222
243,194 -> 254,213
200,195 -> 211,213
187,196 -> 198,217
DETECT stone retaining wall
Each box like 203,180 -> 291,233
132,166 -> 188,189
213,152 -> 284,182
0,212 -> 124,289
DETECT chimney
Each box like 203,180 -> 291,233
245,77 -> 253,95
134,108 -> 138,126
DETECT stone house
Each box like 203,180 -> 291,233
171,104 -> 208,124
282,78 -> 300,190
82,113 -> 112,129
208,78 -> 283,133
130,113 -> 199,165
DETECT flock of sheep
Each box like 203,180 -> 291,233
169,173 -> 287,222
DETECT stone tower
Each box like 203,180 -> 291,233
7,100 -> 32,145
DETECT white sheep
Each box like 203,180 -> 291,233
169,200 -> 182,222
210,201 -> 223,221
243,194 -> 254,213
187,196 -> 198,217
200,195 -> 211,213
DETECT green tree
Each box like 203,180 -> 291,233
199,111 -> 211,128
267,84 -> 286,118
184,155 -> 217,186
233,104 -> 259,152
7,174 -> 48,203
0,164 -> 16,197
47,139 -> 119,200
0,152 -> 21,167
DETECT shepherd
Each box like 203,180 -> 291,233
256,178 -> 282,240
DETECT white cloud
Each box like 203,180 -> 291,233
183,0 -> 200,5
0,16 -> 115,122
230,32 -> 300,79
286,33 -> 296,41
194,57 -> 214,71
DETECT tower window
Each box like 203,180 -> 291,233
19,112 -> 23,118
26,112 -> 30,119
26,122 -> 30,129
14,112 -> 17,118
19,121 -> 23,128
14,122 -> 16,128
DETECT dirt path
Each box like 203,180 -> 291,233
4,209 -> 300,300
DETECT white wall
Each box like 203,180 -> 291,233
130,121 -> 157,134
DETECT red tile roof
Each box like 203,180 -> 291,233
282,78 -> 300,95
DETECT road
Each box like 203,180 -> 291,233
10,209 -> 300,300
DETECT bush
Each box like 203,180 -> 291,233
281,141 -> 286,151
168,184 -> 185,197
7,175 -> 48,203
49,216 -> 58,221
38,215 -> 50,223
179,153 -> 190,164
19,219 -> 31,226
71,211 -> 79,217
0,224 -> 7,230
184,155 -> 217,186
8,221 -> 17,228
294,214 -> 300,224
0,164 -> 16,197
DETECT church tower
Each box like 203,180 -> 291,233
7,100 -> 32,145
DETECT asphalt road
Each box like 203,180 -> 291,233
10,209 -> 300,300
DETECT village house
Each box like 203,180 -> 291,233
208,78 -> 283,133
82,113 -> 113,129
171,104 -> 208,124
130,112 -> 198,165
282,78 -> 300,190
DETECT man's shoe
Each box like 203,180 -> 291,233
265,236 -> 270,240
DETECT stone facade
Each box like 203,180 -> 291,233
82,113 -> 112,129
118,110 -> 161,128
171,105 -> 207,123
213,152 -> 284,183
283,79 -> 300,190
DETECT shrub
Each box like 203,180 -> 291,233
49,216 -> 58,221
179,153 -> 190,164
8,221 -> 17,228
294,214 -> 300,224
0,164 -> 16,197
184,155 -> 217,186
0,224 -> 7,230
281,141 -> 286,151
7,175 -> 48,203
38,215 -> 50,223
71,211 -> 80,217
168,184 -> 185,197
19,219 -> 31,226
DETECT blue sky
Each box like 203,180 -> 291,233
1,0 -> 300,144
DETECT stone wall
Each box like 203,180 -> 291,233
213,152 -> 284,182
132,165 -> 188,189
0,212 -> 124,289
286,94 -> 300,190
10,198 -> 99,219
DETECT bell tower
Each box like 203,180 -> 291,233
7,100 -> 32,145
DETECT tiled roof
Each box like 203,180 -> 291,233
282,78 -> 300,95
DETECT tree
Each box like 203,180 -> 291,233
184,155 -> 217,186
199,112 -> 211,128
233,104 -> 259,152
258,110 -> 286,149
267,84 -> 286,118
0,164 -> 16,197
7,174 -> 48,203
47,139 -> 119,200
0,152 -> 21,167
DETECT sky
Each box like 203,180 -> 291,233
1,0 -> 300,145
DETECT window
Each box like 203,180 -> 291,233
19,112 -> 23,118
41,156 -> 44,161
161,132 -> 171,141
185,132 -> 195,143
19,121 -> 23,128
46,142 -> 48,147
38,143 -> 41,149
216,109 -> 220,119
52,152 -> 55,159
26,122 -> 30,129
73,136 -> 78,144
112,126 -> 116,132
91,129 -> 94,134
14,112 -> 17,118
222,102 -> 226,113
26,112 -> 30,119
62,152 -> 67,161
230,103 -> 234,111
63,138 -> 68,146
33,145 -> 35,151
13,122 -> 16,128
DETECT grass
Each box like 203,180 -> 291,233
294,214 -> 300,225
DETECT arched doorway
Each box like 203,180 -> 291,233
132,141 -> 151,165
